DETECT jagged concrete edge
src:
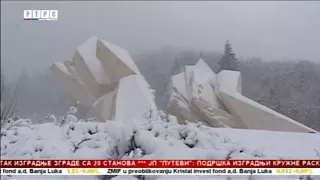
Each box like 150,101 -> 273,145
216,70 -> 317,133
49,62 -> 96,107
96,38 -> 140,83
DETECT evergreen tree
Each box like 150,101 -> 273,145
218,41 -> 239,72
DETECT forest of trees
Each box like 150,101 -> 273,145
1,42 -> 320,130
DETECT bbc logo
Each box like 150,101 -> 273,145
24,10 -> 58,20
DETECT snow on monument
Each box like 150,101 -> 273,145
215,70 -> 316,132
96,38 -> 141,83
50,36 -> 317,133
168,59 -> 236,128
72,37 -> 109,99
115,75 -> 158,124
50,36 -> 155,123
92,89 -> 117,120
168,60 -> 317,133
50,62 -> 96,107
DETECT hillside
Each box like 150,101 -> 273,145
1,113 -> 320,180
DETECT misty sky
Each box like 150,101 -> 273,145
1,1 -> 320,80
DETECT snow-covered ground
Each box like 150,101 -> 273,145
1,112 -> 320,180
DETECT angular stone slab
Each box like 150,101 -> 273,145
193,59 -> 216,87
191,96 -> 236,128
64,60 -> 84,85
216,70 -> 317,133
169,59 -> 234,127
171,72 -> 188,101
184,66 -> 195,103
115,75 -> 157,124
191,81 -> 236,128
192,59 -> 224,109
92,89 -> 117,120
167,91 -> 199,124
72,36 -> 111,99
50,62 -> 96,107
96,39 -> 141,83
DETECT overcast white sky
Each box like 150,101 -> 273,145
1,1 -> 320,80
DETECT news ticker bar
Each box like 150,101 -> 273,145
1,168 -> 319,176
1,160 -> 319,168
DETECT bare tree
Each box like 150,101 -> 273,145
1,73 -> 18,128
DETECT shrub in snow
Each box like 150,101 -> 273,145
67,105 -> 78,115
167,115 -> 178,124
44,114 -> 57,124
1,117 -> 32,137
59,105 -> 79,127
2,108 -> 320,180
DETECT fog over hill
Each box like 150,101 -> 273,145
1,1 -> 320,130
1,1 -> 320,80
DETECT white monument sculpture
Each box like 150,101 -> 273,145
50,36 -> 157,124
50,36 -> 317,133
169,60 -> 317,133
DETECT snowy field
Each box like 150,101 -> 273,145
1,113 -> 320,180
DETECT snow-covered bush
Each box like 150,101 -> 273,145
58,104 -> 79,127
1,107 -> 320,180
1,75 -> 18,129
